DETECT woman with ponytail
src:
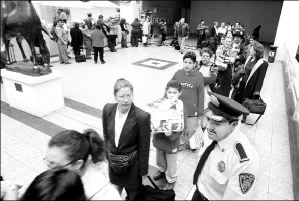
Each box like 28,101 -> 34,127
43,129 -> 121,200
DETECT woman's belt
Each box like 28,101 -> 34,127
108,151 -> 137,167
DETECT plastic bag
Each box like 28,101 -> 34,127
189,126 -> 204,150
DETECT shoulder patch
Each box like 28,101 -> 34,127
239,173 -> 255,194
234,142 -> 249,163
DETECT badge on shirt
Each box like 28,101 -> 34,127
218,161 -> 225,172
239,173 -> 255,194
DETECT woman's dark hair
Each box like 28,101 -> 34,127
48,129 -> 106,164
166,80 -> 182,92
114,78 -> 134,96
252,41 -> 264,60
200,47 -> 213,58
21,168 -> 86,201
120,18 -> 126,25
74,22 -> 79,29
183,51 -> 197,63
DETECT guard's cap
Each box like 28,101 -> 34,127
207,92 -> 249,121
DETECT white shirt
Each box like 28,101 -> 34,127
114,106 -> 130,147
81,161 -> 121,200
196,126 -> 260,200
142,21 -> 150,35
218,27 -> 227,35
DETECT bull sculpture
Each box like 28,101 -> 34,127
1,0 -> 52,76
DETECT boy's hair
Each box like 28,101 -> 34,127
166,80 -> 182,92
183,51 -> 197,63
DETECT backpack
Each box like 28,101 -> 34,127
50,26 -> 58,42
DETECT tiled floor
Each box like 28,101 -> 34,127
1,42 -> 294,200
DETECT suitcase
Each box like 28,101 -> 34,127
75,55 -> 86,62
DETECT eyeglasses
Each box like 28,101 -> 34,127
43,158 -> 75,169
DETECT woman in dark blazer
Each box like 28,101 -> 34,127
102,78 -> 151,201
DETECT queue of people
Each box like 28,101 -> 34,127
1,12 -> 270,201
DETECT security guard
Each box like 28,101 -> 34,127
192,92 -> 259,200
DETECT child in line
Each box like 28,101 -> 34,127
151,80 -> 186,190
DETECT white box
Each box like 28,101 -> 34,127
1,69 -> 65,117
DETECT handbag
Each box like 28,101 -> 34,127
243,96 -> 266,115
242,95 -> 266,125
108,151 -> 137,174
75,54 -> 86,63
138,175 -> 175,201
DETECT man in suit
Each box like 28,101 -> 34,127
102,78 -> 151,201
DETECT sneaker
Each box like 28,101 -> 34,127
101,61 -> 106,64
153,171 -> 165,181
64,61 -> 71,64
94,61 -> 97,64
164,182 -> 175,190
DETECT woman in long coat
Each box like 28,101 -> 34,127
231,41 -> 268,123
102,78 -> 151,201
70,22 -> 83,56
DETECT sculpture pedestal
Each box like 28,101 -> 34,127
1,69 -> 65,117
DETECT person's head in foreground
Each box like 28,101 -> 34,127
45,129 -> 105,171
114,78 -> 134,113
21,168 -> 86,201
200,47 -> 213,65
165,80 -> 182,100
249,41 -> 265,60
183,51 -> 197,73
204,92 -> 249,141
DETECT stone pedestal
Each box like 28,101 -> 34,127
1,69 -> 65,117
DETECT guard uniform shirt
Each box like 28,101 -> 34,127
197,126 -> 259,200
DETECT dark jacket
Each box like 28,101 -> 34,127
70,27 -> 83,48
102,103 -> 151,189
131,21 -> 142,34
242,57 -> 268,99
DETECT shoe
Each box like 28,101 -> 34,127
45,64 -> 53,67
64,61 -> 71,64
153,171 -> 165,181
94,61 -> 97,64
60,62 -> 64,64
86,57 -> 92,60
101,61 -> 105,64
164,182 -> 175,190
